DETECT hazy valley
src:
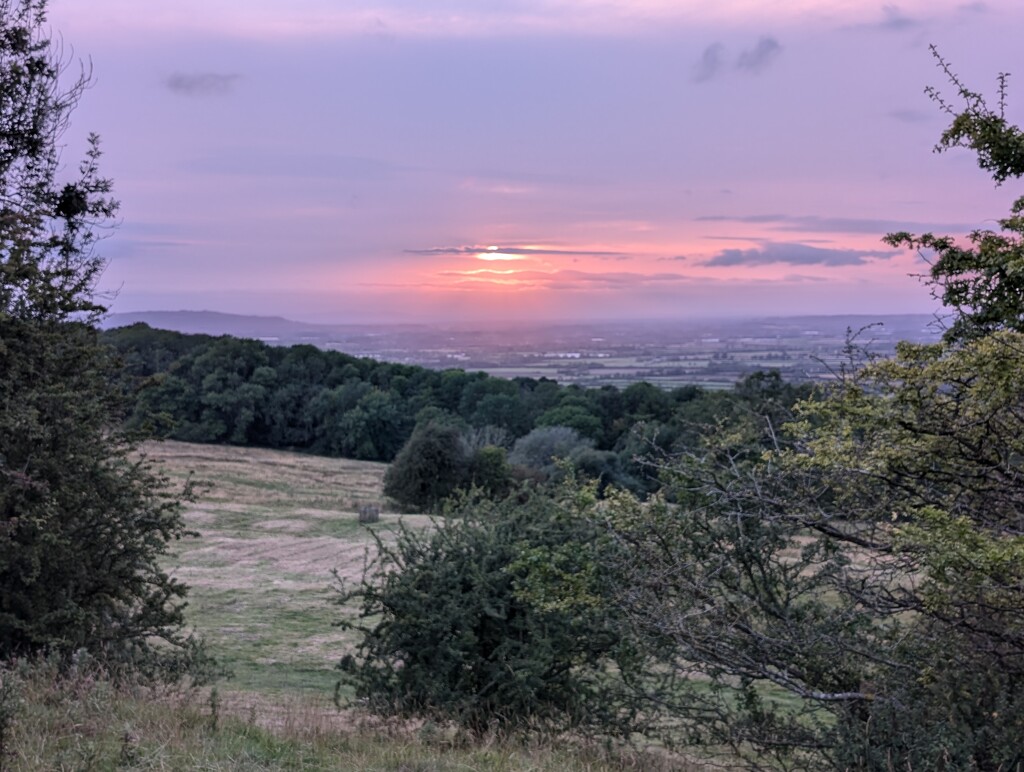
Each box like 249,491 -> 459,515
103,310 -> 942,389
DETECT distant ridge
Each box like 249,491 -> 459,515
100,310 -> 943,344
100,310 -> 426,340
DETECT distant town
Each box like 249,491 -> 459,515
103,311 -> 943,390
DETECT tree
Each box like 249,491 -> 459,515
0,0 -> 203,677
885,48 -> 1024,343
597,60 -> 1024,769
603,339 -> 1024,768
508,425 -> 593,479
382,421 -> 469,512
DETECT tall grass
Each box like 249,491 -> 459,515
1,659 -> 695,771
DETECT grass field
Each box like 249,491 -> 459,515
8,656 -> 686,771
147,440 -> 426,696
6,440 -> 705,770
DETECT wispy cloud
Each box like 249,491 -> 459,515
781,274 -> 830,283
406,244 -> 627,258
433,268 -> 696,291
846,4 -> 923,32
878,4 -> 921,30
61,1 -> 1001,42
693,43 -> 725,83
704,242 -> 897,267
693,36 -> 781,83
888,108 -> 931,123
737,36 -> 782,73
165,72 -> 241,96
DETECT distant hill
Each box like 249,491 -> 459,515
100,310 -> 425,341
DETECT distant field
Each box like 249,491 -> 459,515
147,440 -> 426,696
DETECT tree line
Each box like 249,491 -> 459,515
103,323 -> 811,507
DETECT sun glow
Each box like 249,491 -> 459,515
476,251 -> 525,261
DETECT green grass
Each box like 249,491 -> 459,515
2,659 -> 694,771
2,440 -> 712,770
143,441 -> 417,697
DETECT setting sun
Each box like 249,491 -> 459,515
476,250 -> 526,262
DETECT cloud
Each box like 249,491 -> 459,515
704,242 -> 897,267
657,255 -> 689,262
848,4 -> 922,32
694,37 -> 781,83
888,108 -> 931,124
696,213 -> 981,235
781,274 -> 830,283
736,36 -> 782,73
958,1 -> 989,13
59,2 -> 879,41
104,239 -> 194,259
693,43 -> 725,83
434,268 -> 696,291
460,168 -> 593,186
406,244 -> 627,258
165,72 -> 241,96
878,4 -> 920,30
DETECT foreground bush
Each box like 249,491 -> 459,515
336,485 -> 650,737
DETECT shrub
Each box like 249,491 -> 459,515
336,486 -> 649,737
382,421 -> 469,512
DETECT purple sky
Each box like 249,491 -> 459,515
48,0 -> 1024,323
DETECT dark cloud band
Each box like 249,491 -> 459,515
704,241 -> 897,267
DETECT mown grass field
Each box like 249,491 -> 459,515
6,440 -> 701,770
150,440 -> 412,695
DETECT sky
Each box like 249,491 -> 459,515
45,0 -> 1024,323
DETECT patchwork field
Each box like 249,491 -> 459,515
147,440 -> 428,696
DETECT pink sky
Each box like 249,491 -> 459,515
47,0 -> 1024,322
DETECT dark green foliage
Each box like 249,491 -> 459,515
104,322 -> 805,486
885,49 -> 1024,343
0,0 -> 205,677
0,321 -> 191,662
595,60 -> 1024,768
600,344 -> 1024,768
831,626 -> 1024,771
465,444 -> 513,500
535,404 -> 603,441
336,487 -> 648,737
926,45 -> 1024,185
382,421 -> 469,512
508,425 -> 593,478
886,203 -> 1024,342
